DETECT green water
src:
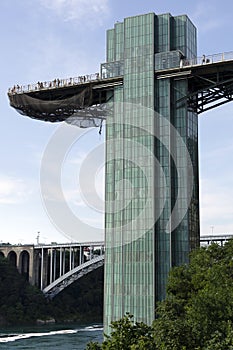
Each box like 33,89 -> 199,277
0,323 -> 103,349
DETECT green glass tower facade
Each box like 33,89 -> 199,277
104,13 -> 199,331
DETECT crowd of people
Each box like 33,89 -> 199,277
9,72 -> 100,95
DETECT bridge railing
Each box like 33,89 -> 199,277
8,73 -> 100,95
183,51 -> 233,67
200,234 -> 233,241
34,241 -> 104,249
8,50 -> 233,95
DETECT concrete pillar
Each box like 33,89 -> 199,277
53,249 -> 57,280
40,248 -> 48,290
50,249 -> 53,284
59,247 -> 62,277
62,248 -> 65,275
34,250 -> 41,287
79,245 -> 82,265
69,247 -> 72,271
72,248 -> 75,269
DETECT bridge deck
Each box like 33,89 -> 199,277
34,241 -> 104,249
8,75 -> 122,124
8,50 -> 233,120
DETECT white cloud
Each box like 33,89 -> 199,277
39,0 -> 110,26
0,176 -> 33,204
200,178 -> 233,235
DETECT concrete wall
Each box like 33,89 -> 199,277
0,245 -> 35,284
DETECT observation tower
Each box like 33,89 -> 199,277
8,12 -> 233,332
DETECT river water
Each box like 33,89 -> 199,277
0,323 -> 103,349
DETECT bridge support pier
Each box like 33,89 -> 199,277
40,248 -> 48,290
0,242 -> 105,291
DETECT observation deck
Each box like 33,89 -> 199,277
8,71 -> 123,128
155,51 -> 233,113
8,51 -> 233,124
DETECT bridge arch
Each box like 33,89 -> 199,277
7,251 -> 17,267
19,250 -> 30,281
43,255 -> 104,299
0,251 -> 5,259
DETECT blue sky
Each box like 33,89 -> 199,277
1,0 -> 233,244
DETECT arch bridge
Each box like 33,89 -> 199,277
1,235 -> 233,297
0,241 -> 104,297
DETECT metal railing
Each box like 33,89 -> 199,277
34,241 -> 104,249
8,50 -> 233,95
8,73 -> 100,95
183,51 -> 233,68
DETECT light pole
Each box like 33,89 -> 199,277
36,232 -> 40,245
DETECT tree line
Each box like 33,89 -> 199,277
0,256 -> 103,325
87,240 -> 233,350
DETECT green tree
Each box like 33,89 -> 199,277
0,257 -> 51,325
87,240 -> 233,349
153,241 -> 233,349
86,313 -> 155,350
